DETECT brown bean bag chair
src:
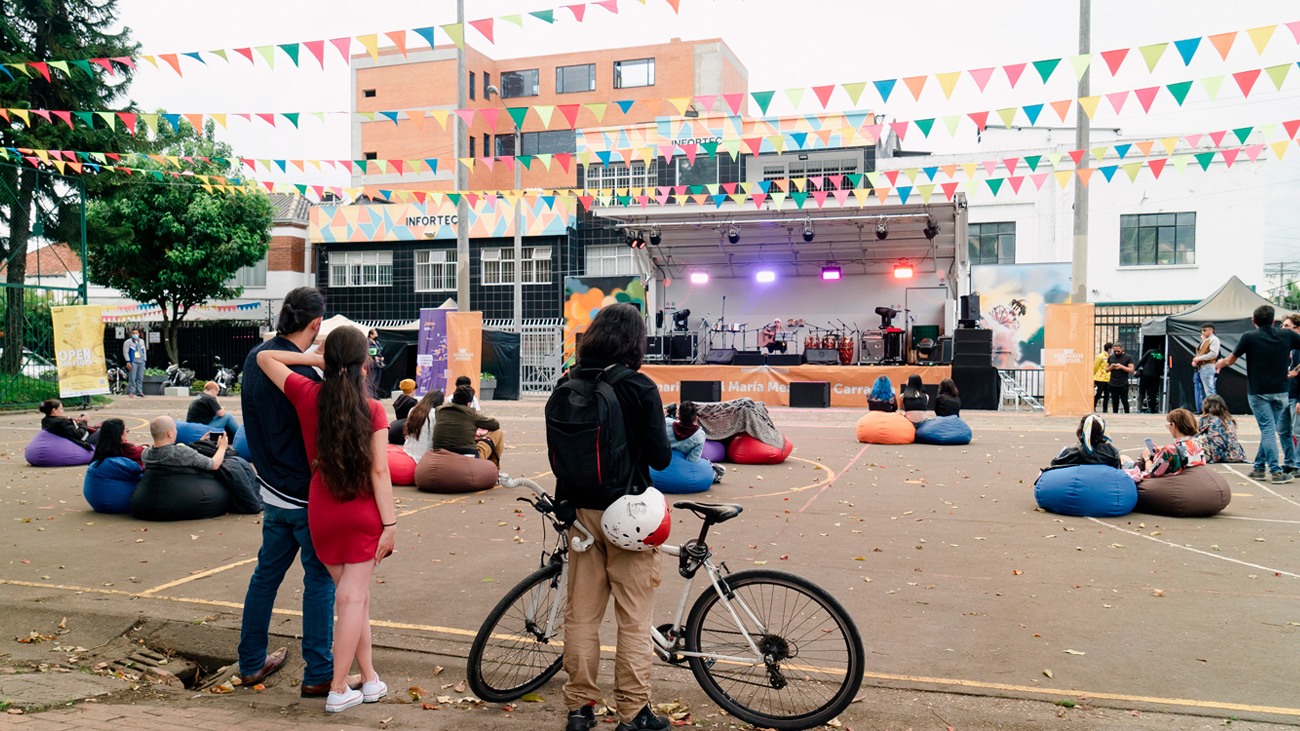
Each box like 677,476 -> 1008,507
415,449 -> 498,494
1135,465 -> 1231,517
387,444 -> 416,486
855,411 -> 916,445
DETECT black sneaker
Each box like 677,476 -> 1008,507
565,704 -> 597,731
615,705 -> 670,731
1248,469 -> 1268,479
1272,472 -> 1294,484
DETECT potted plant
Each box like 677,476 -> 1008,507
479,372 -> 497,401
143,368 -> 168,395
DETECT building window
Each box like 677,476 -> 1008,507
1120,212 -> 1196,266
329,251 -> 393,288
482,247 -> 552,285
584,161 -> 657,190
585,244 -> 637,276
522,130 -> 576,156
676,157 -> 718,186
968,222 -> 1016,265
469,72 -> 475,100
362,89 -> 376,98
483,134 -> 490,158
483,72 -> 491,99
500,69 -> 540,98
495,134 -> 515,157
414,249 -> 457,292
557,63 -> 596,93
227,258 -> 267,288
469,135 -> 475,158
364,151 -> 378,160
613,58 -> 655,89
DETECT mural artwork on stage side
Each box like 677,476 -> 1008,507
563,276 -> 646,366
970,263 -> 1072,369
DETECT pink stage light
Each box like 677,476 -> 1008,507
689,271 -> 709,284
821,265 -> 841,281
756,270 -> 776,283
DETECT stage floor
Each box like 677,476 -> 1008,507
640,364 -> 952,407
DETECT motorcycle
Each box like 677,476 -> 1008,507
211,356 -> 239,396
106,357 -> 127,395
166,360 -> 195,389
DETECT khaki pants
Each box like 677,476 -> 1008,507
563,508 -> 661,723
475,429 -> 505,467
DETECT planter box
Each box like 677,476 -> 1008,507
163,386 -> 190,397
143,375 -> 167,396
480,381 -> 497,400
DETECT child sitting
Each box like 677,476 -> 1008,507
667,401 -> 705,462
1050,414 -> 1121,468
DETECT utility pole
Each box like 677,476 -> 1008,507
1070,0 -> 1090,304
512,125 -> 523,334
454,0 -> 471,311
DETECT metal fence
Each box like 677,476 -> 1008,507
104,322 -> 264,383
483,319 -> 564,394
998,368 -> 1045,411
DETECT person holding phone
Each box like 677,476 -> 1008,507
142,416 -> 227,473
1139,408 -> 1205,479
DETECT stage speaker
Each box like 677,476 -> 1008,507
938,336 -> 954,364
953,352 -> 992,368
645,336 -> 665,358
859,335 -> 885,364
953,328 -> 991,343
766,354 -> 802,367
790,381 -> 831,408
803,348 -> 839,365
681,380 -> 721,402
959,294 -> 981,323
733,350 -> 765,366
669,334 -> 695,361
705,348 -> 736,365
953,365 -> 998,410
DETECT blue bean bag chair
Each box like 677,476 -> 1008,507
702,440 -> 726,463
1034,465 -> 1137,517
130,464 -> 232,521
651,452 -> 714,494
914,416 -> 973,445
83,457 -> 143,514
175,421 -> 215,444
25,429 -> 93,467
232,424 -> 251,460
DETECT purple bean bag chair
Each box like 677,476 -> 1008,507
25,429 -> 93,467
702,440 -> 727,463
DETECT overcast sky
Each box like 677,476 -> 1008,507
115,0 -> 1300,261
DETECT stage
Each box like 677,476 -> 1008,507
640,364 -> 953,408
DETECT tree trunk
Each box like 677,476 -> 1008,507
2,169 -> 35,376
158,301 -> 180,367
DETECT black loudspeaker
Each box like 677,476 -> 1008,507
733,350 -> 765,366
939,337 -> 954,364
766,354 -> 802,366
960,294 -> 982,322
645,336 -> 665,357
669,334 -> 695,361
705,348 -> 736,365
952,366 -> 998,410
681,380 -> 722,402
790,381 -> 831,408
804,348 -> 839,365
953,352 -> 992,368
953,328 -> 991,343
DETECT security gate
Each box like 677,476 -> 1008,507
484,319 -> 563,395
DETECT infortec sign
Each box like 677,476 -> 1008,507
310,199 -> 575,243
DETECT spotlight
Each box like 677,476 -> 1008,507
923,218 -> 940,240
893,260 -> 914,279
672,309 -> 691,331
626,230 -> 646,249
756,269 -> 776,283
689,270 -> 709,284
875,220 -> 889,240
726,223 -> 740,244
801,219 -> 815,243
649,227 -> 661,246
821,263 -> 841,281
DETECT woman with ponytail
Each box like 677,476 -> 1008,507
1050,414 -> 1122,468
257,326 -> 395,714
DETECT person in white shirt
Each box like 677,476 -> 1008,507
1192,323 -> 1220,411
402,390 -> 444,463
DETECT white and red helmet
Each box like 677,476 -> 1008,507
601,488 -> 671,551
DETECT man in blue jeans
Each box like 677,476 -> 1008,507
1216,304 -> 1300,484
236,287 -> 340,695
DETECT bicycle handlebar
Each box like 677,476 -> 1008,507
501,475 -> 594,553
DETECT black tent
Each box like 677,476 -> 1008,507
372,322 -> 521,401
1142,276 -> 1294,415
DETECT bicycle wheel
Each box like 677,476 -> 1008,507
684,569 -> 863,731
466,559 -> 568,703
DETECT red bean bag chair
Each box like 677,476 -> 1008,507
726,434 -> 793,465
415,449 -> 498,494
855,411 -> 916,445
386,444 -> 416,486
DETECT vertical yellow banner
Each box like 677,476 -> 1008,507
446,311 -> 482,395
1043,303 -> 1095,417
50,305 -> 109,398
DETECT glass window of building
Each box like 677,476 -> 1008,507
227,259 -> 267,288
968,222 -> 1016,265
676,156 -> 718,186
521,130 -> 576,156
585,244 -> 637,276
414,249 -> 457,292
328,251 -> 393,288
613,58 -> 655,89
556,63 -> 596,94
1120,213 -> 1196,266
500,69 -> 540,98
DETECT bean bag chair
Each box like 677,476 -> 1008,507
701,440 -> 727,463
1034,465 -> 1137,517
1135,466 -> 1231,518
726,434 -> 793,465
387,444 -> 416,486
855,412 -> 916,445
651,452 -> 714,494
388,419 -> 406,446
232,424 -> 251,460
175,421 -> 215,444
83,457 -> 143,513
415,449 -> 497,494
25,430 -> 93,467
914,416 -> 973,445
129,464 -> 232,521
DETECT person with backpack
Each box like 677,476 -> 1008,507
545,303 -> 673,731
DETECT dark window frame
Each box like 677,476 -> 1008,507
1120,212 -> 1196,267
500,68 -> 541,98
968,222 -> 1016,265
556,63 -> 597,94
469,71 -> 476,100
362,89 -> 376,98
613,58 -> 655,89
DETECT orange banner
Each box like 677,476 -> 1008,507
1042,303 -> 1095,417
446,311 -> 482,394
640,365 -> 952,408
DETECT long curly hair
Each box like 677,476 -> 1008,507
316,327 -> 375,502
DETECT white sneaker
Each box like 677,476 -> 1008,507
361,677 -> 387,703
325,687 -> 363,712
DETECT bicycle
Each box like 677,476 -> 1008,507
467,477 -> 864,731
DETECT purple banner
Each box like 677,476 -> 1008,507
415,308 -> 450,396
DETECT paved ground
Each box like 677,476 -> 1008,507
2,394 -> 1298,730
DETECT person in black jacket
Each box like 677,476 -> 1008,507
1136,349 -> 1164,414
932,378 -> 962,417
555,303 -> 673,731
1050,414 -> 1121,468
39,399 -> 97,448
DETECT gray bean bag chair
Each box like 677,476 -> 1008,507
1135,466 -> 1231,518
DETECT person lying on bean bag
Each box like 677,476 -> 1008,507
84,419 -> 145,513
432,386 -> 503,468
671,397 -> 785,450
1050,415 -> 1120,468
188,433 -> 265,514
1129,408 -> 1205,483
89,418 -> 144,468
39,398 -> 97,450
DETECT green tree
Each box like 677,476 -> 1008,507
86,122 -> 274,366
1281,281 -> 1300,312
0,0 -> 139,374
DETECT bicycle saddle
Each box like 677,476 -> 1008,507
673,501 -> 743,523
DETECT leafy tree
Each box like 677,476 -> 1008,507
1280,281 -> 1300,313
87,121 -> 274,366
0,0 -> 139,374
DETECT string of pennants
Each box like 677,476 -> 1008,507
100,301 -> 262,321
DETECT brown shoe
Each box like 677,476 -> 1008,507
301,675 -> 362,698
239,647 -> 288,686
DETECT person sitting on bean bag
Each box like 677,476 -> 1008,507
1196,395 -> 1246,464
667,401 -> 705,462
1136,408 -> 1206,480
1051,414 -> 1121,468
432,386 -> 503,467
39,398 -> 98,449
933,378 -> 961,417
90,418 -> 144,468
392,379 -> 418,421
867,376 -> 897,412
143,415 -> 228,476
186,382 -> 239,441
899,375 -> 929,425
402,390 -> 444,463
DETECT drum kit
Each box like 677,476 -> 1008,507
803,331 -> 856,365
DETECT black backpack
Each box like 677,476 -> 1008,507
545,364 -> 634,503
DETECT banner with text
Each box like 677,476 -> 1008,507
640,364 -> 951,408
310,199 -> 574,243
51,305 -> 109,398
1043,303 -> 1095,417
446,311 -> 483,395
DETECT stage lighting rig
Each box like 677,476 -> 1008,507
672,309 -> 691,331
626,230 -> 647,249
875,220 -> 889,240
874,306 -> 899,329
801,218 -> 815,243
893,259 -> 914,278
923,217 -> 940,240
649,227 -> 662,246
726,223 -> 740,244
821,263 -> 841,281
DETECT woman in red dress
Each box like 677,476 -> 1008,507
257,326 -> 395,713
